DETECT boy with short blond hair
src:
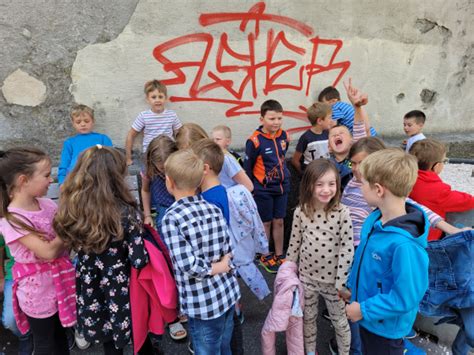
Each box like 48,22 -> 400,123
161,149 -> 240,354
345,148 -> 429,355
402,110 -> 426,152
58,104 -> 113,184
291,102 -> 335,174
125,79 -> 182,165
409,138 -> 474,241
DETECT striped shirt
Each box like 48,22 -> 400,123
332,101 -> 377,136
341,177 -> 443,246
131,109 -> 182,152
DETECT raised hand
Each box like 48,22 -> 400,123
343,78 -> 368,107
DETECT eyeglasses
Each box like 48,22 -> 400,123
441,158 -> 449,164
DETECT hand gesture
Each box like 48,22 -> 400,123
343,78 -> 368,107
338,287 -> 352,303
346,301 -> 363,322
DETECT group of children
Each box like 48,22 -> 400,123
0,76 -> 473,355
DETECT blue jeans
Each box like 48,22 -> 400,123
350,319 -> 362,355
2,279 -> 34,355
452,307 -> 474,355
188,306 -> 234,355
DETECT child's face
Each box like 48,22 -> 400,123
23,159 -> 53,198
319,113 -> 336,131
211,130 -> 231,150
146,89 -> 167,114
329,126 -> 352,156
403,118 -> 424,137
350,151 -> 369,182
313,170 -> 338,206
260,110 -> 283,135
72,113 -> 94,135
321,97 -> 338,106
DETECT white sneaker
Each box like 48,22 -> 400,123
75,329 -> 91,350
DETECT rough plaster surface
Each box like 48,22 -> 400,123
1,0 -> 473,161
2,69 -> 47,106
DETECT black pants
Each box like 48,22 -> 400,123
360,326 -> 404,355
26,313 -> 69,355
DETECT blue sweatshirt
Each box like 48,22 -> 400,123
348,202 -> 429,339
58,132 -> 113,183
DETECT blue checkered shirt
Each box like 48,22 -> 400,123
161,195 -> 240,320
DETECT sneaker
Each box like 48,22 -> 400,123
75,329 -> 91,350
188,341 -> 194,354
328,338 -> 338,354
275,254 -> 286,265
322,308 -> 331,321
259,254 -> 279,274
405,328 -> 417,339
236,310 -> 245,325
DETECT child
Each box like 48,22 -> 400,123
318,85 -> 376,136
175,122 -> 208,150
53,145 -> 149,354
0,147 -> 75,355
402,110 -> 426,152
142,135 -> 178,230
125,80 -> 182,165
291,102 -> 336,174
58,104 -> 113,184
286,159 -> 353,355
345,148 -> 429,355
211,125 -> 244,166
244,99 -> 290,273
161,149 -> 240,354
211,125 -> 253,192
409,138 -> 474,240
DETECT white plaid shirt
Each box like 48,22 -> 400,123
161,195 -> 240,320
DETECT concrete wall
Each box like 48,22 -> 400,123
1,0 -> 473,161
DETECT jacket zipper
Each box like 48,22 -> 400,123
272,135 -> 285,194
355,225 -> 375,301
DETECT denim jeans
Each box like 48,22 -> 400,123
452,307 -> 474,355
188,305 -> 234,355
2,279 -> 34,355
350,319 -> 362,355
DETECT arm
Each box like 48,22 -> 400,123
438,185 -> 474,213
243,139 -> 257,181
0,243 -> 4,293
57,140 -> 72,184
125,128 -> 140,166
335,208 -> 355,291
285,208 -> 304,263
344,78 -> 369,140
435,220 -> 471,235
359,243 -> 429,322
232,170 -> 254,192
140,174 -> 154,227
406,197 -> 442,227
18,234 -> 66,260
210,253 -> 232,275
291,151 -> 303,175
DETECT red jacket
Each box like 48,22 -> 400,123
130,226 -> 178,354
409,170 -> 474,241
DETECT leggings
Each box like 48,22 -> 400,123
26,313 -> 69,355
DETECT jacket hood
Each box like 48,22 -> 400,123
274,261 -> 300,292
362,201 -> 429,249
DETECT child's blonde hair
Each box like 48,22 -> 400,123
54,146 -> 137,254
70,104 -> 94,120
145,135 -> 178,179
307,102 -> 331,126
211,125 -> 232,139
164,150 -> 204,190
409,139 -> 447,171
191,139 -> 224,174
299,158 -> 341,218
175,123 -> 209,149
360,148 -> 418,197
144,79 -> 167,96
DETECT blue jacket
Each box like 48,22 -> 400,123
348,202 -> 429,339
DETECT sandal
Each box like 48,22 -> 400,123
169,321 -> 187,341
178,314 -> 188,323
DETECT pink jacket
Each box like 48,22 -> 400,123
130,225 -> 178,354
261,261 -> 304,355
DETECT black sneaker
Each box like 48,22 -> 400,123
322,308 -> 331,321
188,341 -> 194,354
329,338 -> 338,355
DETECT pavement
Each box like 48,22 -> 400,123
0,262 -> 458,355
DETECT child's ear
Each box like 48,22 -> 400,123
203,163 -> 211,175
374,183 -> 384,197
165,175 -> 175,193
17,174 -> 29,186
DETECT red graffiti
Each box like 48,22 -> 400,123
152,2 -> 350,133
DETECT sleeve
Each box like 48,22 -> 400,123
131,112 -> 145,132
360,243 -> 429,322
124,211 -> 149,269
223,154 -> 242,180
1,216 -> 30,244
58,139 -> 73,184
295,133 -> 308,153
437,184 -> 474,213
335,208 -> 354,290
406,197 -> 442,227
352,121 -> 367,142
244,139 -> 257,180
285,208 -> 304,263
161,213 -> 213,279
172,112 -> 183,131
102,134 -> 113,147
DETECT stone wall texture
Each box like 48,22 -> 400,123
1,0 -> 473,162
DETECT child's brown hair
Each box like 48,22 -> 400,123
144,79 -> 167,96
409,138 -> 447,171
191,139 -> 225,174
70,104 -> 94,120
175,123 -> 209,150
299,158 -> 341,218
306,102 -> 331,126
145,135 -> 178,179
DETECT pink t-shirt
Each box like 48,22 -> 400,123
0,198 -> 59,318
